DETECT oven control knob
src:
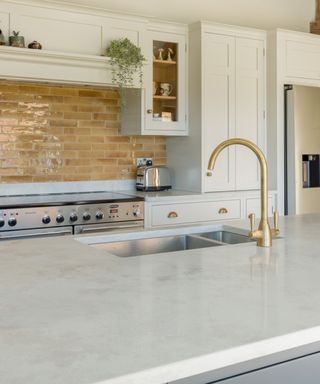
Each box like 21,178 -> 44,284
83,212 -> 91,221
42,215 -> 51,224
95,211 -> 104,220
0,217 -> 5,227
8,217 -> 17,227
132,208 -> 141,217
56,214 -> 64,224
69,213 -> 78,222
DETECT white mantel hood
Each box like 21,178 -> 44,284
0,0 -> 149,86
0,45 -> 114,85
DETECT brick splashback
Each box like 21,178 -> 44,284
0,81 -> 166,183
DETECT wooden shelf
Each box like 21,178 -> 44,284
153,95 -> 176,100
0,45 -> 110,64
153,59 -> 177,66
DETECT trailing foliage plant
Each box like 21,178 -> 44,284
106,38 -> 145,89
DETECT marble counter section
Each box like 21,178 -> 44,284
122,188 -> 277,202
2,214 -> 320,383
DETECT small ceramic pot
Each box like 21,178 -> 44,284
28,41 -> 42,50
9,35 -> 25,48
0,29 -> 6,45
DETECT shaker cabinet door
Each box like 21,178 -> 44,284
203,33 -> 236,192
203,33 -> 265,193
121,27 -> 187,136
235,37 -> 265,190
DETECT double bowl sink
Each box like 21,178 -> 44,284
92,229 -> 254,258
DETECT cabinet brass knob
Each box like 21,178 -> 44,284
207,171 -> 213,177
218,207 -> 228,214
168,211 -> 178,218
147,109 -> 153,114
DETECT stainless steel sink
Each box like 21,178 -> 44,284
89,229 -> 255,258
197,230 -> 254,244
93,234 -> 223,257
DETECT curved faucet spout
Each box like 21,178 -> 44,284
207,138 -> 279,247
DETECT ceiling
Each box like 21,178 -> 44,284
43,0 -> 315,32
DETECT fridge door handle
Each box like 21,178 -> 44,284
302,161 -> 309,187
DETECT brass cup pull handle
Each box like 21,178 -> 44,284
168,211 -> 178,218
218,207 -> 228,214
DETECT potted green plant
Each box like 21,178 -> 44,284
106,38 -> 145,89
9,31 -> 25,48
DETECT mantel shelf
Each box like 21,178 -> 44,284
0,45 -> 119,85
0,45 -> 111,67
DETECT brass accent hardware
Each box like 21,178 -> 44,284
167,211 -> 178,218
272,211 -> 280,236
248,213 -> 255,234
147,109 -> 153,114
218,207 -> 228,214
207,171 -> 213,176
207,138 -> 280,247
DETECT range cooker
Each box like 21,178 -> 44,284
0,191 -> 144,239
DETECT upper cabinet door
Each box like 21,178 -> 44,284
144,30 -> 187,136
203,33 -> 236,192
235,37 -> 265,190
120,28 -> 188,136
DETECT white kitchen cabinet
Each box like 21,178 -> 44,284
150,199 -> 241,228
167,22 -> 266,193
267,29 -> 320,215
144,191 -> 277,229
0,1 -> 148,85
121,24 -> 188,136
245,196 -> 274,218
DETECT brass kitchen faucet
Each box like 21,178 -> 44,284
207,138 -> 280,247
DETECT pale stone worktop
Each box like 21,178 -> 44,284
2,214 -> 320,383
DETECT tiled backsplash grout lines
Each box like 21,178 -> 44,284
0,81 -> 166,183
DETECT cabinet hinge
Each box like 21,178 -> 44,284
263,48 -> 266,57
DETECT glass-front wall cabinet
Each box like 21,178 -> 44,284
152,40 -> 178,123
145,31 -> 187,135
121,29 -> 187,136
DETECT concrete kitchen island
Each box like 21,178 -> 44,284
2,214 -> 320,383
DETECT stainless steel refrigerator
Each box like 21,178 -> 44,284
285,85 -> 320,215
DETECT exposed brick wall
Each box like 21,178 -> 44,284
0,81 -> 166,183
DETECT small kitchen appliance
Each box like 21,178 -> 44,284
136,164 -> 172,191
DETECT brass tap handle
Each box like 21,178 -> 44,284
273,210 -> 279,230
248,213 -> 255,233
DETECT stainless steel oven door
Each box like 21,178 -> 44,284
74,220 -> 144,235
0,226 -> 73,240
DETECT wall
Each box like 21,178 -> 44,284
0,81 -> 166,183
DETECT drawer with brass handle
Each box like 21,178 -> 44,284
167,211 -> 178,218
151,199 -> 241,227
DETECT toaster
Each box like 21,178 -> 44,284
136,165 -> 172,191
